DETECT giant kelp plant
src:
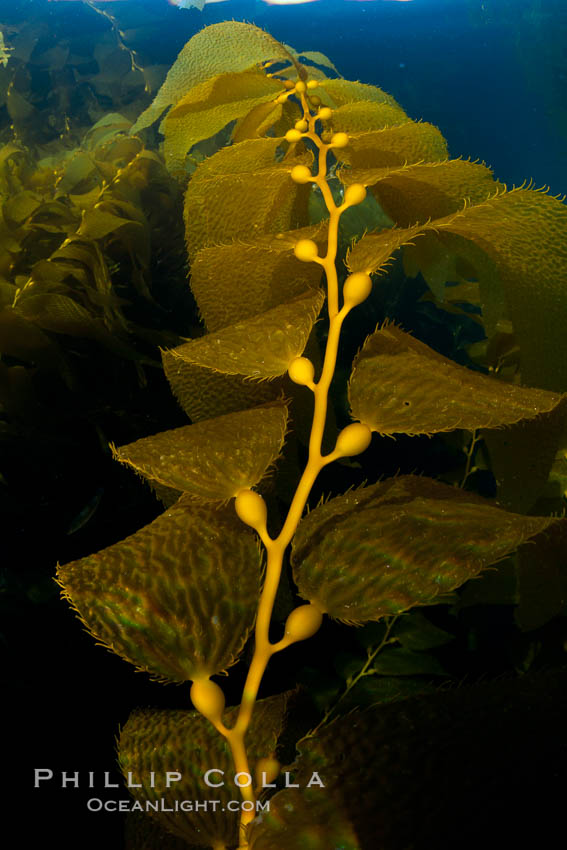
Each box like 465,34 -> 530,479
55,22 -> 567,850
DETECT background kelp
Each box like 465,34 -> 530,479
0,113 -> 192,396
0,1 -> 151,152
0,107 -> 198,653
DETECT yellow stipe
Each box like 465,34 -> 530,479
191,75 -> 371,847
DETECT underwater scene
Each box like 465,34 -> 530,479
3,0 -> 567,847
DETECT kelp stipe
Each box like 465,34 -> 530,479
57,23 -> 567,850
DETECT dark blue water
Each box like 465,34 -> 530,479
136,0 -> 566,194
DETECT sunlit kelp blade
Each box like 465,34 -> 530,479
341,158 -> 501,223
162,70 -> 283,176
165,288 -> 325,380
184,137 -> 312,261
119,693 -> 291,847
324,100 -> 410,135
162,356 -> 281,422
161,285 -> 322,423
333,122 -> 448,169
163,282 -> 324,422
287,48 -> 341,77
317,78 -> 399,109
190,222 -> 326,332
112,401 -> 289,501
291,476 -> 560,622
403,229 -> 498,306
231,97 -> 284,143
249,671 -> 567,850
346,220 -> 426,277
348,184 -> 567,392
130,21 -> 296,135
348,323 -> 564,436
440,188 -> 567,392
57,498 -> 261,682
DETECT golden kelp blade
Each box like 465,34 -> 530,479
341,158 -> 500,222
291,475 -> 561,623
162,284 -> 323,423
119,693 -> 290,848
347,184 -> 567,392
440,188 -> 567,392
348,323 -> 563,436
57,497 -> 262,683
184,137 -> 312,262
165,288 -> 325,380
163,356 -> 281,423
317,78 -> 398,109
346,220 -> 426,277
334,122 -> 448,169
112,401 -> 289,501
131,21 -> 296,135
162,70 -> 284,176
231,98 -> 284,143
325,100 -> 410,135
286,48 -> 341,77
190,222 -> 326,332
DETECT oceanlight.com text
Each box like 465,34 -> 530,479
86,797 -> 270,813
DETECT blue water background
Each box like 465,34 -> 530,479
140,0 -> 566,194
